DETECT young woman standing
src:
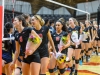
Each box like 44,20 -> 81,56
10,15 -> 42,75
31,15 -> 56,75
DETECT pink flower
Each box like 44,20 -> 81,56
29,35 -> 34,39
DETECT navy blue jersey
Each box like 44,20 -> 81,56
2,34 -> 15,63
33,26 -> 49,48
68,26 -> 80,34
68,26 -> 81,41
52,31 -> 68,53
84,26 -> 92,41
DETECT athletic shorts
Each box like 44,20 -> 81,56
2,50 -> 12,64
82,37 -> 90,43
2,58 -> 12,64
23,51 -> 40,64
69,44 -> 81,49
95,37 -> 100,41
38,45 -> 49,59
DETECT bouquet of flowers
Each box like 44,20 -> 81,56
82,31 -> 89,41
25,35 -> 41,57
71,31 -> 79,48
50,52 -> 69,63
56,52 -> 66,63
58,33 -> 68,52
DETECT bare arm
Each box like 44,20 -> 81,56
47,30 -> 56,53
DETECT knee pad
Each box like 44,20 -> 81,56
72,56 -> 75,60
40,74 -> 46,75
94,47 -> 97,49
88,48 -> 92,51
98,47 -> 100,49
81,50 -> 84,54
59,68 -> 65,74
2,73 -> 6,75
86,51 -> 88,53
75,59 -> 79,64
49,69 -> 54,73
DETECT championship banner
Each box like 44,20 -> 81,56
0,5 -> 3,74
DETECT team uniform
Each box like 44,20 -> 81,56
33,26 -> 49,59
68,26 -> 81,49
14,30 -> 23,62
2,34 -> 15,64
82,26 -> 91,43
14,27 -> 40,64
51,31 -> 68,54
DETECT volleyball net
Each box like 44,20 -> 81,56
2,0 -> 90,41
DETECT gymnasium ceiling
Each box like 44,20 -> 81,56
21,0 -> 95,15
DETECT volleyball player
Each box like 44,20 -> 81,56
67,18 -> 82,75
14,14 -> 32,75
84,20 -> 93,62
48,18 -> 70,75
31,15 -> 56,75
10,15 -> 42,75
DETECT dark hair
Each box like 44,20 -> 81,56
15,15 -> 27,27
3,26 -> 11,50
5,22 -> 13,33
57,18 -> 67,32
50,19 -> 55,25
44,17 -> 50,25
22,14 -> 30,20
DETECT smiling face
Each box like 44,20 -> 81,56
31,16 -> 40,28
85,20 -> 90,27
69,18 -> 75,26
55,21 -> 63,31
13,17 -> 21,29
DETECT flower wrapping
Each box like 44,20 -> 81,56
71,31 -> 79,48
82,31 -> 89,41
50,52 -> 69,63
56,52 -> 66,63
58,36 -> 68,52
25,35 -> 41,56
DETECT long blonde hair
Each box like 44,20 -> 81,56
70,17 -> 78,26
34,15 -> 45,26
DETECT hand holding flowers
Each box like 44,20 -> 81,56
25,35 -> 41,58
